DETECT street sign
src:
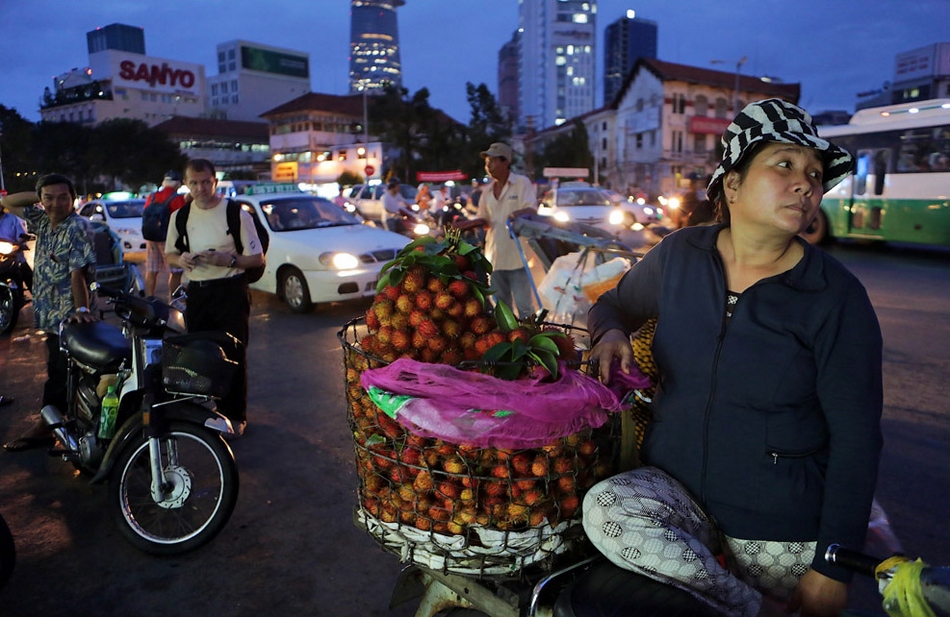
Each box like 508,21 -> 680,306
364,165 -> 375,176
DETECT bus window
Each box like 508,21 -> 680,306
873,149 -> 889,196
855,152 -> 870,195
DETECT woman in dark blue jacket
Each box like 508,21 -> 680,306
584,99 -> 882,617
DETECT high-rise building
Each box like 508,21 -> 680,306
349,0 -> 405,94
207,40 -> 311,122
603,11 -> 657,106
86,23 -> 145,55
498,32 -> 520,122
519,0 -> 597,130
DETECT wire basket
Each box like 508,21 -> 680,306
339,317 -> 618,577
162,333 -> 238,398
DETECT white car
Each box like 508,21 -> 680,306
537,186 -> 663,235
77,196 -> 147,255
231,185 -> 410,312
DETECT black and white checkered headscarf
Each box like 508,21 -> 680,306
707,98 -> 854,203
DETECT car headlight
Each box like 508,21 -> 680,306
642,206 -> 655,217
320,252 -> 360,270
608,209 -> 625,226
553,211 -> 570,223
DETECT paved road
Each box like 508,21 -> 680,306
0,241 -> 948,617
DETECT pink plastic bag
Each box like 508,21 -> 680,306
360,358 -> 651,449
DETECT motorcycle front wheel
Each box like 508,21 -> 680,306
109,421 -> 239,555
0,286 -> 20,335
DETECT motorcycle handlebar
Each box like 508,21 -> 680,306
92,283 -> 169,329
824,544 -> 887,577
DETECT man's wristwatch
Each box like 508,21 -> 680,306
75,306 -> 90,314
229,255 -> 238,268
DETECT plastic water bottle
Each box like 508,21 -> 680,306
98,384 -> 119,440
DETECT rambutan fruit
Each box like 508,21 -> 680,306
440,348 -> 462,365
531,456 -> 550,477
417,318 -> 439,339
390,312 -> 409,331
365,308 -> 381,331
470,315 -> 494,335
427,336 -> 448,354
463,298 -> 483,319
411,330 -> 428,350
448,279 -> 470,299
446,301 -> 464,318
427,277 -> 445,294
408,309 -> 426,328
414,290 -> 433,311
420,347 -> 439,363
441,319 -> 462,339
382,285 -> 401,301
395,293 -> 414,314
434,291 -> 454,310
373,299 -> 395,322
510,453 -> 532,476
401,267 -> 426,293
391,329 -> 411,351
508,327 -> 530,344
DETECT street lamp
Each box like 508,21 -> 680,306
711,56 -> 748,113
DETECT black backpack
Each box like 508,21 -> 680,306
174,199 -> 269,283
141,190 -> 178,241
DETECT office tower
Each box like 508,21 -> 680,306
498,32 -> 520,122
349,0 -> 405,93
604,11 -> 657,106
519,0 -> 597,129
86,23 -> 145,55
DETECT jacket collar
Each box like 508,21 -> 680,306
685,224 -> 827,292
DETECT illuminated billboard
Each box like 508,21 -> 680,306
241,46 -> 309,79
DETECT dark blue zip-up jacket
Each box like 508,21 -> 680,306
589,224 -> 883,581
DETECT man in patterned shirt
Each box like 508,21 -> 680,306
1,174 -> 98,452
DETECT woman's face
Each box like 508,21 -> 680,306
726,142 -> 824,236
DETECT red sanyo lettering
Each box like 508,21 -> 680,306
118,60 -> 195,89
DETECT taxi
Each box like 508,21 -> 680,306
231,184 -> 410,312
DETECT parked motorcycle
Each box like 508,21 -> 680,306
0,510 -> 13,592
0,236 -> 32,335
40,282 -> 239,555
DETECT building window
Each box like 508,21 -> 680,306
672,93 -> 687,114
636,133 -> 643,149
715,97 -> 729,118
636,97 -> 644,112
602,137 -> 608,150
231,80 -> 238,92
694,134 -> 707,154
232,94 -> 239,104
228,62 -> 236,71
695,95 -> 708,117
221,82 -> 228,94
211,84 -> 218,96
228,49 -> 236,60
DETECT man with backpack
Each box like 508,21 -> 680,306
165,159 -> 264,439
142,170 -> 187,298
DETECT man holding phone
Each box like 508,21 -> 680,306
165,159 -> 263,439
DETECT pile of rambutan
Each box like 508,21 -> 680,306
344,230 -> 614,545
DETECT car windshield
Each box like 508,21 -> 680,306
104,200 -> 145,218
260,197 -> 361,231
555,189 -> 613,207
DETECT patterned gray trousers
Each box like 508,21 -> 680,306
583,467 -> 815,617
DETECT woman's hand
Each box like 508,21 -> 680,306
787,569 -> 847,617
590,329 -> 633,384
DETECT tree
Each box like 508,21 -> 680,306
29,121 -> 96,195
90,119 -> 184,191
463,83 -> 513,180
532,120 -> 594,179
0,105 -> 37,193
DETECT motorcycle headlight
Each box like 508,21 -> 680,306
0,241 -> 14,255
413,223 -> 431,236
608,209 -> 625,226
319,252 -> 360,270
553,211 -> 570,223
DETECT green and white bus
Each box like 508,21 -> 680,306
802,99 -> 950,246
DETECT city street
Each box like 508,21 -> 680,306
0,241 -> 948,617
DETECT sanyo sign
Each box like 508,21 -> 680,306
91,50 -> 204,95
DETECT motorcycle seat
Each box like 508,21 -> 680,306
62,321 -> 132,372
552,559 -> 719,617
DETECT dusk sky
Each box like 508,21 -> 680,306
1,0 -> 948,125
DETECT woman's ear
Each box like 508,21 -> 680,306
723,170 -> 742,201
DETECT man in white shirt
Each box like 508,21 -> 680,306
454,142 -> 537,317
